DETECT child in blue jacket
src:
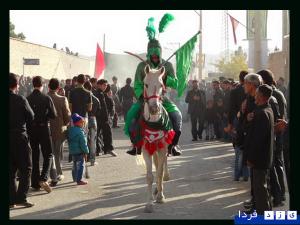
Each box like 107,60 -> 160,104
68,113 -> 89,185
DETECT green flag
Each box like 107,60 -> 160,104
176,32 -> 199,97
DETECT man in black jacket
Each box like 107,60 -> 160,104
185,80 -> 206,141
225,70 -> 248,133
94,79 -> 117,157
27,76 -> 57,193
212,80 -> 224,139
238,73 -> 262,210
119,78 -> 135,121
257,69 -> 287,206
245,84 -> 274,215
9,73 -> 35,208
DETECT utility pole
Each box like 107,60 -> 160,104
254,11 -> 262,72
103,33 -> 106,53
198,10 -> 203,81
221,10 -> 229,62
282,10 -> 289,45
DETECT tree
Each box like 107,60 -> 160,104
213,47 -> 248,80
10,21 -> 26,40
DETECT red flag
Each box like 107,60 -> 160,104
229,15 -> 239,45
94,43 -> 105,79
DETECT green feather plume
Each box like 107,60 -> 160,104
159,13 -> 175,33
146,17 -> 156,40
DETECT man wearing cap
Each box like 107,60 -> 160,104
244,84 -> 274,215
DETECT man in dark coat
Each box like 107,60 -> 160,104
94,79 -> 117,157
185,80 -> 206,141
119,78 -> 135,121
239,73 -> 262,209
245,84 -> 274,215
257,69 -> 287,206
212,80 -> 224,139
111,76 -> 121,128
9,73 -> 35,208
225,70 -> 248,133
27,76 -> 57,193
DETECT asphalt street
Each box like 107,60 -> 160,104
10,121 -> 289,219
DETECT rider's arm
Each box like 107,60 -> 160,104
133,62 -> 145,99
164,62 -> 178,90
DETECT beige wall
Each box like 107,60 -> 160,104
267,35 -> 290,83
267,51 -> 285,81
10,38 -> 94,80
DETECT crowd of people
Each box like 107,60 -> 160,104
9,69 -> 290,215
184,69 -> 290,215
185,78 -> 237,141
9,73 -> 136,208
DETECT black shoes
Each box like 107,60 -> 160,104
192,138 -> 198,141
126,147 -> 142,156
50,181 -> 58,187
168,145 -> 182,156
127,145 -> 182,156
243,199 -> 254,209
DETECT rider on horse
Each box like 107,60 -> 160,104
125,15 -> 182,156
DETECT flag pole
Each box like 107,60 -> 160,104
161,30 -> 201,67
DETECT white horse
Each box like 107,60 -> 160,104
141,64 -> 171,213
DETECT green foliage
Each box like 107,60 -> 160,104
158,13 -> 174,33
10,21 -> 26,40
213,49 -> 248,80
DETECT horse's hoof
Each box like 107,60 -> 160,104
163,174 -> 170,181
155,195 -> 165,204
153,187 -> 158,196
144,203 -> 154,213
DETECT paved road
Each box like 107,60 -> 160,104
10,121 -> 289,219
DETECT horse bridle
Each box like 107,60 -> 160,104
143,84 -> 165,121
143,83 -> 166,103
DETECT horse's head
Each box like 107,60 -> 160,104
143,65 -> 166,117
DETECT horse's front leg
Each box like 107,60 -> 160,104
142,148 -> 154,213
163,152 -> 170,181
155,149 -> 167,203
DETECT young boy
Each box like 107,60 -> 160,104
68,113 -> 89,185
